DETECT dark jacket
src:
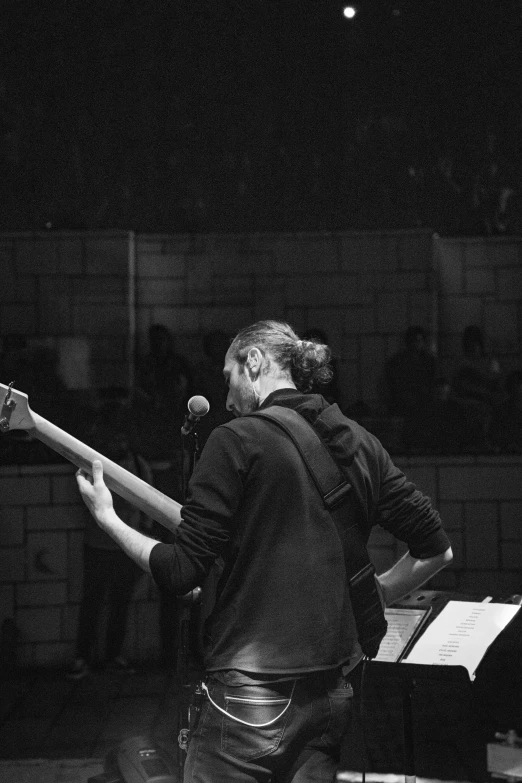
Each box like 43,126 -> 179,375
150,389 -> 450,674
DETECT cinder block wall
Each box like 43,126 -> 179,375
0,231 -> 133,391
1,455 -> 521,669
371,454 -> 522,598
0,462 -> 171,669
134,230 -> 438,409
1,229 -> 521,669
434,236 -> 522,379
1,230 -> 520,408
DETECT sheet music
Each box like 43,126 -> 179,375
374,608 -> 431,663
403,601 -> 520,680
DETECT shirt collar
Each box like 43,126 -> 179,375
258,388 -> 302,410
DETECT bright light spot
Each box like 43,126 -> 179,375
343,6 -> 357,19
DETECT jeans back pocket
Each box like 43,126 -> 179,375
220,687 -> 292,762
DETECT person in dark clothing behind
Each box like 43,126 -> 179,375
137,323 -> 194,412
452,325 -> 502,409
135,323 -> 195,460
384,326 -> 438,452
489,369 -> 522,454
67,397 -> 154,680
384,325 -> 437,418
452,324 -> 502,451
75,320 -> 452,782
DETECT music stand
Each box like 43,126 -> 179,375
366,593 -> 521,783
368,660 -> 470,783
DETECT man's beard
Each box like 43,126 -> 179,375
237,371 -> 259,415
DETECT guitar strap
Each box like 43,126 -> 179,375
250,404 -> 387,659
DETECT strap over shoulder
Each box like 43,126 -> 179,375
251,405 -> 352,510
250,404 -> 388,658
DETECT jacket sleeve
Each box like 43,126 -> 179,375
373,446 -> 451,559
149,425 -> 247,595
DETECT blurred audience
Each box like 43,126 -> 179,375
0,337 -> 67,406
384,326 -> 437,419
0,336 -> 92,463
489,369 -> 522,454
451,325 -> 502,451
453,325 -> 502,403
137,324 -> 194,413
416,376 -> 476,455
66,391 -> 154,680
1,321 -> 520,464
134,324 -> 195,460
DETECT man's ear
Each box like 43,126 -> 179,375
246,347 -> 262,376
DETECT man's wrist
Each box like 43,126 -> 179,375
96,507 -> 120,531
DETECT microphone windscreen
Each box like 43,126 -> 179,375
187,395 -> 210,417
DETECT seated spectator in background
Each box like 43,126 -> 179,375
0,337 -> 68,411
301,328 -> 341,404
137,324 -> 194,413
453,325 -> 501,405
489,369 -> 522,454
384,326 -> 438,453
451,325 -> 502,451
0,336 -> 92,463
135,324 -> 195,460
67,393 -> 155,679
385,326 -> 437,418
420,377 -> 474,455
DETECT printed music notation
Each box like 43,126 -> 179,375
373,607 -> 433,663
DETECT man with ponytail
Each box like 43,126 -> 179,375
77,319 -> 452,782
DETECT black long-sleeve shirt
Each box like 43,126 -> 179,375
150,389 -> 450,675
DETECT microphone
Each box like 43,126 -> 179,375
181,395 -> 210,436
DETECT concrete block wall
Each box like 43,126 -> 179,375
0,462 -> 167,670
0,228 -> 521,669
2,230 -> 520,413
135,232 -> 522,406
0,229 -> 437,410
1,455 -> 521,670
369,454 -> 522,599
434,236 -> 522,379
0,231 -> 132,392
134,230 -> 437,409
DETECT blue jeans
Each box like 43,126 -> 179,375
184,669 -> 354,782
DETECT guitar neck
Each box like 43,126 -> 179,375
29,412 -> 181,535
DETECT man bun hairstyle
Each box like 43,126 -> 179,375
230,320 -> 333,393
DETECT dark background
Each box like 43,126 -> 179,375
0,0 -> 521,234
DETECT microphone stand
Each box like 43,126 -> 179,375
180,427 -> 201,501
177,423 -> 204,774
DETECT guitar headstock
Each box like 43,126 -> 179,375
0,382 -> 35,432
